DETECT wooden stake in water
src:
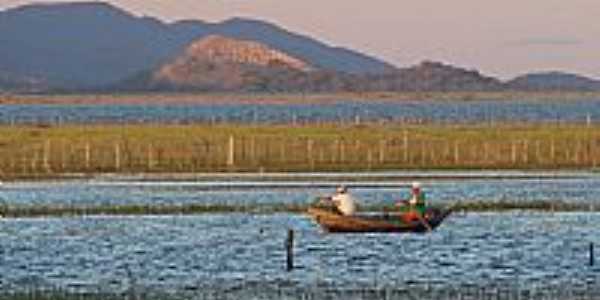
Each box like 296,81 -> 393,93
591,242 -> 595,267
378,139 -> 386,164
114,143 -> 121,171
85,142 -> 91,170
454,140 -> 460,165
307,139 -> 315,169
403,131 -> 409,163
43,139 -> 51,172
147,144 -> 154,170
286,229 -> 294,271
227,135 -> 235,167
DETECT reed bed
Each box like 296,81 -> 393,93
0,123 -> 600,179
0,200 -> 596,218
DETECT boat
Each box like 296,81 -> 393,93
308,203 -> 452,233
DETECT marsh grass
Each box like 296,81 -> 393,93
0,200 -> 595,218
1,123 -> 599,179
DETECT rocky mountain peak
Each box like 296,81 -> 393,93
182,35 -> 313,72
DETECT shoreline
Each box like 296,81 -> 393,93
0,169 -> 596,183
2,91 -> 600,105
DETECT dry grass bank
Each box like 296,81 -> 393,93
0,123 -> 599,179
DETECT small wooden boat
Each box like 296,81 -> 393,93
308,204 -> 452,233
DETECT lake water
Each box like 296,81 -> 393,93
1,175 -> 600,297
2,98 -> 600,124
1,175 -> 599,207
1,213 -> 599,297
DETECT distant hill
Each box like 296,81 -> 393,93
0,2 -> 393,90
207,18 -> 395,74
507,72 -> 600,91
133,35 -> 313,91
1,2 -> 599,94
353,61 -> 505,92
121,39 -> 505,92
118,35 -> 358,92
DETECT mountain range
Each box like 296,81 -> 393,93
0,2 -> 599,94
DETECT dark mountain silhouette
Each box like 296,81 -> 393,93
1,2 -> 599,93
0,2 -> 186,88
0,2 -> 393,89
0,71 -> 48,93
507,72 -> 600,91
351,61 -> 505,92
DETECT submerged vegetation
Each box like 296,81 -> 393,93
1,123 -> 600,179
0,200 -> 596,218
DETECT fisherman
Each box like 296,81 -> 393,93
397,182 -> 427,222
330,185 -> 356,216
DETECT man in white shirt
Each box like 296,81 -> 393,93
331,186 -> 356,216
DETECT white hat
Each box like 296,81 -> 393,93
411,182 -> 421,189
336,186 -> 347,193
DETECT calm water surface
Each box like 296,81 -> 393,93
1,213 -> 599,293
2,99 -> 600,124
1,176 -> 600,294
1,176 -> 599,207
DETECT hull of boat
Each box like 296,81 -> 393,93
308,207 -> 451,233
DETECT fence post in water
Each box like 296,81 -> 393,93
340,139 -> 346,163
31,148 -> 38,173
114,142 -> 121,171
279,138 -> 286,163
550,139 -> 556,166
523,140 -> 529,165
591,242 -> 595,266
379,139 -> 386,164
420,140 -> 426,166
511,141 -> 517,165
403,130 -> 409,163
286,229 -> 294,271
43,139 -> 51,173
147,144 -> 154,170
483,142 -> 489,163
535,140 -> 541,165
250,137 -> 256,165
307,139 -> 315,170
227,135 -> 235,167
85,142 -> 91,170
454,140 -> 460,166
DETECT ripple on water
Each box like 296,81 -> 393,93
1,212 -> 600,293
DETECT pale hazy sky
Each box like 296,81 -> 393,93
2,0 -> 600,79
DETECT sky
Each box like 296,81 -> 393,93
2,0 -> 600,79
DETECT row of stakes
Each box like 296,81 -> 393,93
284,229 -> 596,272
